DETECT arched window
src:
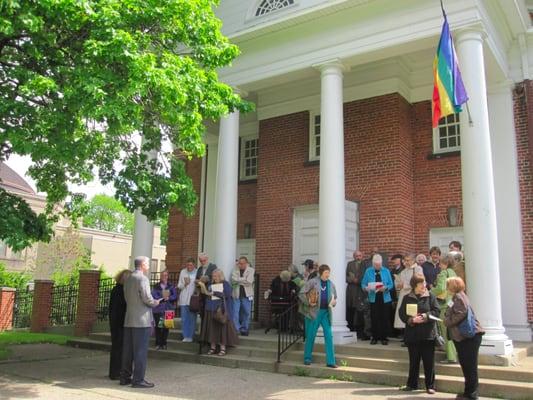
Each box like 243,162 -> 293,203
255,0 -> 295,17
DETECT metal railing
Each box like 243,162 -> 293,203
49,284 -> 79,326
13,288 -> 34,328
276,302 -> 305,362
96,277 -> 114,321
252,274 -> 260,322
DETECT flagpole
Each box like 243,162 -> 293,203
440,0 -> 446,18
465,102 -> 474,127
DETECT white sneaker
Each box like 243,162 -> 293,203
182,338 -> 193,343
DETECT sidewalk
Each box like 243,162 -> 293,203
0,344 -> 496,400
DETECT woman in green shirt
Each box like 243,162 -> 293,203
431,254 -> 457,363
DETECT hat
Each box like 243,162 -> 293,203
302,259 -> 314,269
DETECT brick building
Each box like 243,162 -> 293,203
165,0 -> 533,353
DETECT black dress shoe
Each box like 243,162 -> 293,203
360,335 -> 371,341
327,364 -> 339,368
370,339 -> 378,345
132,380 -> 155,388
119,378 -> 132,385
240,331 -> 249,336
109,375 -> 120,381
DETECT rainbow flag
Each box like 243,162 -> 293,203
432,15 -> 468,128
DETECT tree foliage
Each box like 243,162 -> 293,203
82,194 -> 134,234
0,0 -> 252,250
0,262 -> 31,290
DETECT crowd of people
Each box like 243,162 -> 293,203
107,254 -> 255,389
107,242 -> 484,399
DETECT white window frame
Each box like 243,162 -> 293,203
240,135 -> 259,181
253,0 -> 297,18
309,111 -> 321,161
433,113 -> 461,154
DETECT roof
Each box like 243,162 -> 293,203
0,162 -> 36,195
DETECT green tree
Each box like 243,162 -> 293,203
0,0 -> 252,251
82,194 -> 134,234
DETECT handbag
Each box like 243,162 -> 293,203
213,293 -> 228,325
458,305 -> 477,338
189,291 -> 202,313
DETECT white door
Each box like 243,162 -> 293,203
236,239 -> 256,268
293,202 -> 359,267
429,227 -> 464,254
293,205 -> 319,267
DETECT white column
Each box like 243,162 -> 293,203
317,60 -> 355,344
488,83 -> 531,342
213,111 -> 239,279
131,210 -> 154,269
456,28 -> 512,355
130,136 -> 155,271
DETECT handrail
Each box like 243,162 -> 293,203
276,302 -> 304,363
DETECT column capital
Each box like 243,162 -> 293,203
312,59 -> 348,75
455,24 -> 487,45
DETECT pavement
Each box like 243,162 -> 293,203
0,344 -> 498,400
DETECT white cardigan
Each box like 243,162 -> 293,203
177,268 -> 198,306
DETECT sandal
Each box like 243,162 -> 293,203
218,350 -> 226,356
207,349 -> 216,355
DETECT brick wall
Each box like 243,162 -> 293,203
514,80 -> 533,322
166,158 -> 203,271
412,101 -> 463,254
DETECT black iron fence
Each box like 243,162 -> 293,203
13,288 -> 34,328
252,273 -> 260,322
276,302 -> 305,362
49,284 -> 78,326
96,277 -> 114,321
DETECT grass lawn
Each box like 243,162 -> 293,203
0,331 -> 72,360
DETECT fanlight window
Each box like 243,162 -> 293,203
255,0 -> 295,17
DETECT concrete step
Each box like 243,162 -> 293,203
283,350 -> 533,383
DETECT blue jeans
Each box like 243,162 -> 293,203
304,309 -> 336,366
180,305 -> 197,340
233,297 -> 252,333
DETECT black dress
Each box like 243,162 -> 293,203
108,283 -> 127,379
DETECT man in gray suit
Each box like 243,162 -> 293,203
120,256 -> 161,388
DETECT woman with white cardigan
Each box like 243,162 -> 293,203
393,254 -> 423,334
178,258 -> 198,342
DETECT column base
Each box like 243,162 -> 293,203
315,326 -> 357,345
480,337 -> 513,356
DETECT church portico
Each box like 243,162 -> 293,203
165,0 -> 533,352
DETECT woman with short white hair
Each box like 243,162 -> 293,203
199,268 -> 239,356
361,254 -> 394,345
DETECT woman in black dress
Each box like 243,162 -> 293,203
108,269 -> 131,380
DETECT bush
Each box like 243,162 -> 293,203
0,263 -> 31,290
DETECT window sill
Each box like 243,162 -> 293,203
427,150 -> 460,160
304,159 -> 320,167
239,178 -> 257,185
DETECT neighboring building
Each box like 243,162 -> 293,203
166,0 -> 533,352
0,162 -> 166,277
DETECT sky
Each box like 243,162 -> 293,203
5,153 -> 116,199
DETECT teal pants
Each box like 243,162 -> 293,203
304,309 -> 336,366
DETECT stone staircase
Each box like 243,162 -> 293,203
68,321 -> 533,399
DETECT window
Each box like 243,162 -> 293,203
309,113 -> 320,161
150,258 -> 158,271
255,0 -> 295,17
240,136 -> 258,180
434,113 -> 461,153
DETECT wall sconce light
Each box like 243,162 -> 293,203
447,206 -> 458,227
